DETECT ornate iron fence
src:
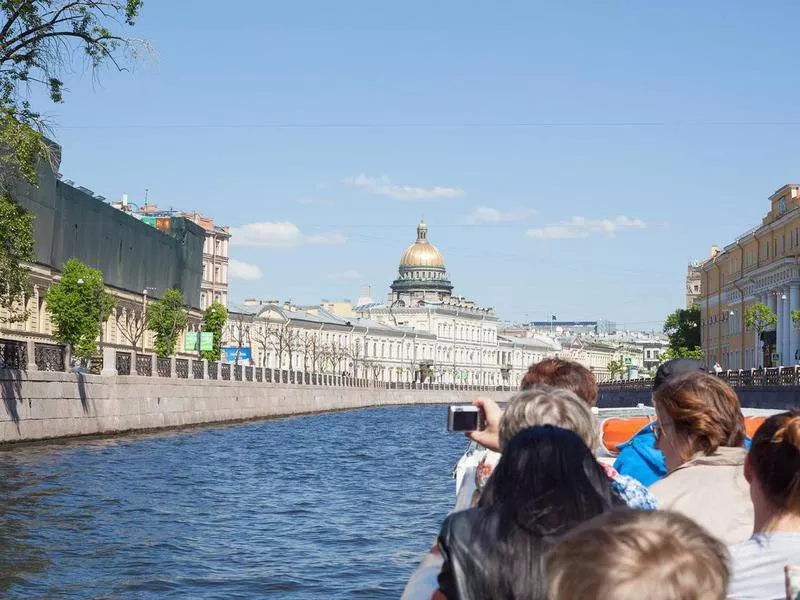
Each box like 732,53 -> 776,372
192,360 -> 203,380
0,339 -> 27,369
34,343 -> 64,372
596,367 -> 800,390
136,354 -> 153,376
156,357 -> 171,378
175,358 -> 189,379
208,362 -> 218,380
234,365 -> 242,381
89,356 -> 103,375
221,363 -> 231,381
116,352 -> 132,375
245,366 -> 253,382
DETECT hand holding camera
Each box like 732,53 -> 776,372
447,397 -> 503,452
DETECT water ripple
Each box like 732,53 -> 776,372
0,405 -> 467,598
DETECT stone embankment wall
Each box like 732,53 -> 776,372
0,371 -> 508,444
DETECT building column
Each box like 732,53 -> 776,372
776,291 -> 784,366
791,284 -> 800,365
782,289 -> 791,365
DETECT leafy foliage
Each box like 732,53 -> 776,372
744,303 -> 776,334
658,346 -> 705,364
606,359 -> 625,379
663,305 -> 701,353
0,1 -> 146,128
200,302 -> 227,361
792,308 -> 800,332
146,289 -> 187,358
45,258 -> 115,359
1,1 -> 148,333
0,193 -> 34,323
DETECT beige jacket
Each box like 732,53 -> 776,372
649,447 -> 753,545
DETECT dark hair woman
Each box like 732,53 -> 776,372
728,410 -> 800,600
433,425 -> 619,600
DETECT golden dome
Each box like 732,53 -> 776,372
399,221 -> 446,268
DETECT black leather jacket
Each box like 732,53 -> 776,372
436,508 -> 549,600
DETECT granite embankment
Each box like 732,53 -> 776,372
0,371 -> 507,443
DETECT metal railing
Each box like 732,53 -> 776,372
156,357 -> 171,378
192,359 -> 203,380
207,361 -> 218,380
0,340 -> 26,369
597,366 -> 800,390
221,363 -> 231,381
136,354 -> 153,376
175,358 -> 189,379
116,352 -> 132,376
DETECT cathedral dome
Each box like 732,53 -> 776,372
399,221 -> 446,268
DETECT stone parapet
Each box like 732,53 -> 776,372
0,370 -> 508,444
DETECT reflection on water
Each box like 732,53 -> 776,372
0,406 -> 468,598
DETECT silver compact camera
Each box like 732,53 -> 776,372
447,405 -> 485,432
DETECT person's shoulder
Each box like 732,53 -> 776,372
610,471 -> 659,510
440,508 -> 481,538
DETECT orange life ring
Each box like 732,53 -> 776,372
600,415 -> 768,456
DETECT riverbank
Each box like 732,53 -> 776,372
0,370 -> 508,444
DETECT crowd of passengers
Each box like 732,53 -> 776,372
411,358 -> 800,600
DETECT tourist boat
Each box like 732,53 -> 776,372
400,407 -> 776,600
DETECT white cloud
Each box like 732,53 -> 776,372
230,221 -> 303,247
296,196 -> 334,206
327,269 -> 361,281
343,173 -> 464,200
228,259 -> 262,281
230,222 -> 346,248
464,206 -> 538,224
526,215 -> 647,239
307,231 -> 347,245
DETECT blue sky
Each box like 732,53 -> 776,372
36,1 -> 800,329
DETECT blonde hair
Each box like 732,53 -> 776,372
546,510 -> 729,600
499,384 -> 598,452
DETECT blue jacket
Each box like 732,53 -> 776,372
613,422 -> 752,487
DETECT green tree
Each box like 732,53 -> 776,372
146,289 -> 187,358
606,359 -> 624,380
792,308 -> 800,332
0,193 -> 34,324
663,305 -> 701,353
45,258 -> 115,362
1,1 -> 148,331
745,303 -> 776,368
659,346 -> 705,364
200,302 -> 227,361
0,1 -> 146,129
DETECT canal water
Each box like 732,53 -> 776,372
0,405 -> 469,598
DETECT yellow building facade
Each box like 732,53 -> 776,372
701,183 -> 800,369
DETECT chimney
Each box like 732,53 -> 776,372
122,193 -> 129,207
